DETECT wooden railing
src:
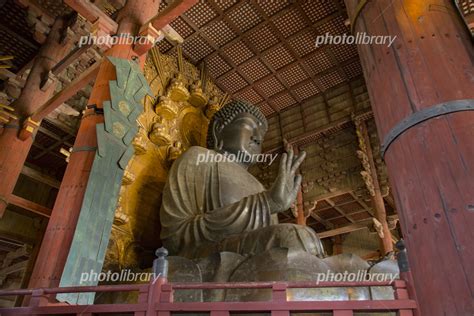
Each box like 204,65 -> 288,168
0,277 -> 417,315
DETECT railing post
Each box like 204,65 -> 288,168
271,283 -> 289,316
135,285 -> 149,316
147,247 -> 170,316
396,240 -> 419,316
29,288 -> 48,307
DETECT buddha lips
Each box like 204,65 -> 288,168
196,150 -> 278,166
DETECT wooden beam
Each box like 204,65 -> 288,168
384,194 -> 397,211
317,215 -> 399,239
43,118 -> 76,138
21,165 -> 61,189
33,134 -> 74,160
1,245 -> 31,268
0,230 -> 36,246
332,235 -> 344,255
64,0 -> 117,33
31,142 -> 68,161
7,194 -> 51,218
31,61 -> 100,122
0,260 -> 28,278
51,44 -> 92,76
310,212 -> 334,230
318,222 -> 367,238
361,251 -> 381,260
265,110 -> 372,153
349,191 -> 375,217
37,126 -> 74,147
146,0 -> 199,36
325,198 -> 356,223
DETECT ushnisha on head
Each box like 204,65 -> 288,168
207,100 -> 268,166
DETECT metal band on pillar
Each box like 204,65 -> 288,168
350,0 -> 369,33
381,99 -> 474,157
0,124 -> 21,129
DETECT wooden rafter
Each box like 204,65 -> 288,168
318,222 -> 367,238
37,126 -> 74,147
7,195 -> 51,218
317,215 -> 399,239
64,0 -> 117,33
349,191 -> 375,217
310,212 -> 334,230
324,198 -> 356,223
146,0 -> 199,32
33,134 -> 74,160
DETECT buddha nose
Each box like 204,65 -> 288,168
251,136 -> 262,145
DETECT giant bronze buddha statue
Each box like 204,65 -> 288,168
160,100 -> 325,259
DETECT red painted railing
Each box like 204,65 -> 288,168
0,277 -> 417,315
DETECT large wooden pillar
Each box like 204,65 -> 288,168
0,16 -> 73,217
27,0 -> 160,292
345,1 -> 474,315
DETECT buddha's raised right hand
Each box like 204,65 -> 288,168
266,147 -> 306,214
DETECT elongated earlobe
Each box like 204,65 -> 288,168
217,139 -> 224,150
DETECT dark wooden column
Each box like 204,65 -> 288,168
27,0 -> 161,292
344,1 -> 474,315
354,118 -> 393,254
0,16 -> 73,216
293,146 -> 307,226
332,235 -> 344,255
295,189 -> 306,225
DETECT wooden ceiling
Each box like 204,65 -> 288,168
0,0 -> 40,70
157,0 -> 362,116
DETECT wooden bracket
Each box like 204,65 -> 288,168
134,23 -> 161,56
18,117 -> 40,141
90,18 -> 116,50
40,70 -> 56,91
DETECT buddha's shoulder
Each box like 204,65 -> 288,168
183,146 -> 213,156
178,146 -> 215,162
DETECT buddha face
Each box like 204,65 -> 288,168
216,112 -> 265,165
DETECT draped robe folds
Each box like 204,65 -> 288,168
160,146 -> 324,258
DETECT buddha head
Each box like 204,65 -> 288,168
207,100 -> 268,167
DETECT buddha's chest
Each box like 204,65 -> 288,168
216,163 -> 265,206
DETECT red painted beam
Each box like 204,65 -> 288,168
50,44 -> 92,76
146,0 -> 199,31
64,0 -> 117,33
30,62 -> 100,123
